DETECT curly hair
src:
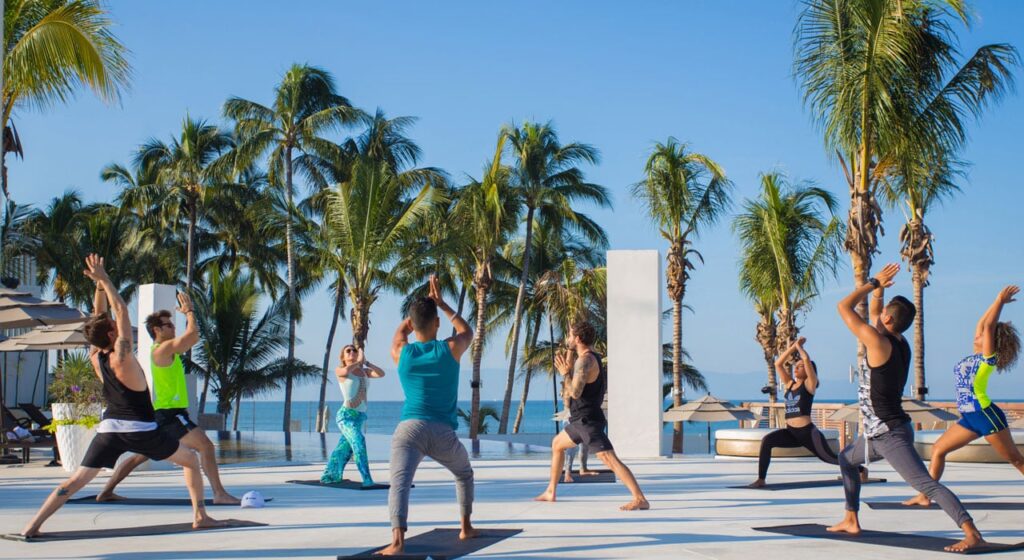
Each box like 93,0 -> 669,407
994,321 -> 1020,372
570,318 -> 597,346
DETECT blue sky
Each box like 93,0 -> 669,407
13,1 -> 1024,404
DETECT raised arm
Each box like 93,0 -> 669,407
157,292 -> 200,356
869,276 -> 885,327
978,286 -> 1019,356
83,255 -> 132,357
796,338 -> 818,393
774,339 -> 798,387
429,275 -> 473,361
391,319 -> 413,365
92,285 -> 108,317
838,263 -> 899,365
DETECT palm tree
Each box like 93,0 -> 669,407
128,116 -> 234,291
794,0 -> 1018,364
323,157 -> 439,349
456,136 -> 519,438
25,191 -> 86,303
497,121 -> 609,434
632,138 -> 732,453
2,0 -> 130,201
457,406 -> 499,435
734,172 -> 843,412
225,64 -> 358,430
189,267 -> 318,425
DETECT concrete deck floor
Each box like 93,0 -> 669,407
1,452 -> 1022,559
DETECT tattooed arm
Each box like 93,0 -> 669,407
566,353 -> 595,400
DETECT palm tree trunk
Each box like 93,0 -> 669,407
912,266 -> 927,400
513,314 -> 543,434
499,207 -> 535,434
186,199 -> 198,291
282,147 -> 296,432
198,373 -> 210,416
351,294 -> 371,349
232,394 -> 241,431
316,281 -> 345,432
671,296 -> 684,454
470,268 -> 490,440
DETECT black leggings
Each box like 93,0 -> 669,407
757,423 -> 840,480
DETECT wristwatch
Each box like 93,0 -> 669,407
866,278 -> 880,289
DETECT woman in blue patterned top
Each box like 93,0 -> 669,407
904,285 -> 1021,507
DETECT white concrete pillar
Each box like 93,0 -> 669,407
137,285 -> 196,418
607,250 -> 669,458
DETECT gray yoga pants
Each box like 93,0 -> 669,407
388,419 -> 474,529
839,422 -> 971,527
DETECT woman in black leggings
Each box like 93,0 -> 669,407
748,337 -> 851,488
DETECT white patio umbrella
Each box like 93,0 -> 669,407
663,394 -> 757,453
828,399 -> 959,425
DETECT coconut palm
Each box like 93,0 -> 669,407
794,0 -> 1018,356
456,135 -> 520,438
734,172 -> 843,411
225,64 -> 358,430
127,116 -> 235,291
497,121 -> 610,434
1,0 -> 130,201
632,138 -> 732,453
457,406 -> 499,435
189,267 -> 318,424
323,157 -> 439,349
0,199 -> 36,274
25,190 -> 86,303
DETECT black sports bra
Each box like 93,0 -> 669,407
784,381 -> 815,419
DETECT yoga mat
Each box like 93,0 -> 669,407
341,528 -> 522,559
754,523 -> 1024,555
570,469 -> 613,475
559,471 -> 616,484
729,478 -> 887,491
67,495 -> 272,506
868,501 -> 1024,511
287,479 -> 399,490
3,519 -> 266,542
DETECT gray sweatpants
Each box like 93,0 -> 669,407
388,419 -> 474,529
840,422 -> 971,527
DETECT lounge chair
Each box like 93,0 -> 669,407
17,403 -> 61,466
2,405 -> 57,464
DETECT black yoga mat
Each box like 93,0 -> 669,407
3,519 -> 266,542
67,495 -> 272,506
287,479 -> 399,490
341,528 -> 522,559
729,478 -> 887,491
868,501 -> 1024,511
754,523 -> 1024,555
559,471 -> 616,484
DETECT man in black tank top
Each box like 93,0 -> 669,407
21,255 -> 225,538
534,319 -> 649,511
828,263 -> 984,552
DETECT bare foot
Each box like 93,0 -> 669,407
619,498 -> 650,511
20,526 -> 40,539
945,533 -> 986,552
562,473 -> 574,483
902,493 -> 932,507
747,479 -> 766,489
533,490 -> 557,503
460,526 -> 480,540
826,517 -> 861,535
95,492 -> 127,502
375,543 -> 403,556
212,493 -> 241,505
860,468 -> 870,482
193,516 -> 229,530
579,469 -> 599,476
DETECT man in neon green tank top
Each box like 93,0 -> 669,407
96,292 -> 240,505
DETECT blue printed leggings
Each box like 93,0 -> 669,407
321,407 -> 374,485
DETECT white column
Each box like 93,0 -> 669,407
607,250 -> 669,458
136,285 -> 196,417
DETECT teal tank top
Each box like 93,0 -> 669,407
397,340 -> 460,429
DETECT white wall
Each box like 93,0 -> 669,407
607,250 -> 669,458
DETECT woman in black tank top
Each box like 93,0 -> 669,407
748,337 -> 858,488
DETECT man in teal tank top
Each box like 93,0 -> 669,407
96,292 -> 240,505
376,275 -> 477,556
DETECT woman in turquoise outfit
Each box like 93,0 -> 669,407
321,344 -> 386,486
904,285 -> 1022,506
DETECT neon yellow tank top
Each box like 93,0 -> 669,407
151,342 -> 188,410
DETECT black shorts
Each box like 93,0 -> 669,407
80,431 -> 180,469
154,408 -> 198,440
565,419 -> 614,453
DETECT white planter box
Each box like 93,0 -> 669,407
51,403 -> 101,473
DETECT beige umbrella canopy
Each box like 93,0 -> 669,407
663,395 -> 757,453
0,292 -> 85,330
828,399 -> 959,424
